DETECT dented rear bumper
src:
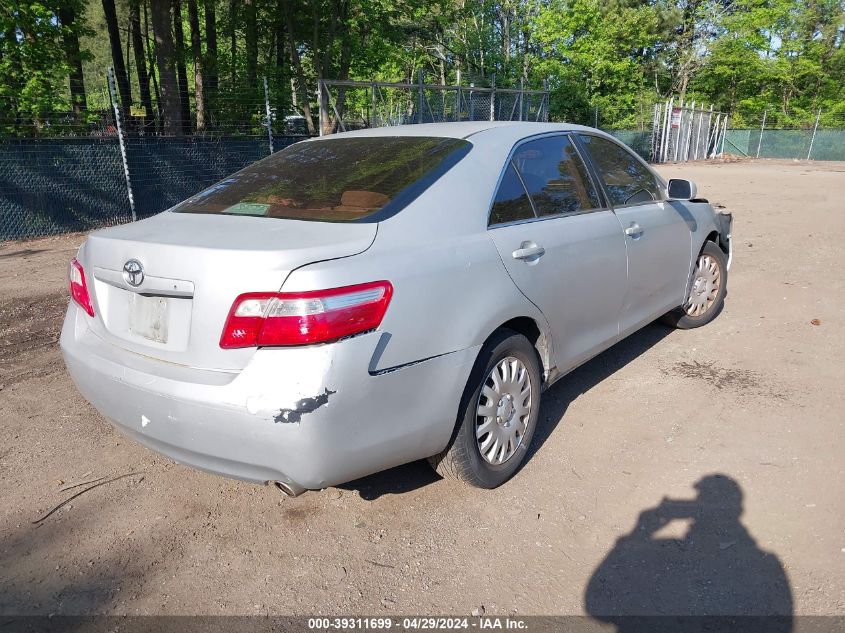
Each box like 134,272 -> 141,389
61,304 -> 479,491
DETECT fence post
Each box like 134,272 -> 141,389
719,115 -> 729,157
263,76 -> 274,154
456,69 -> 462,122
661,97 -> 673,162
108,67 -> 136,222
489,74 -> 496,121
417,70 -> 424,124
673,98 -> 683,162
807,108 -> 821,160
317,80 -> 324,137
470,83 -> 475,120
688,103 -> 695,159
544,79 -> 550,121
519,77 -> 524,121
650,102 -> 661,162
694,103 -> 704,160
709,112 -> 721,158
371,82 -> 378,127
756,109 -> 767,158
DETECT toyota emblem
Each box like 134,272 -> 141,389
122,259 -> 144,287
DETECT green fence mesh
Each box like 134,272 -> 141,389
726,129 -> 845,161
2,124 -> 842,242
0,135 -> 306,241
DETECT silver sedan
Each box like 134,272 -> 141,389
61,122 -> 733,494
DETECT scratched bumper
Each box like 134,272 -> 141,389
61,304 -> 479,490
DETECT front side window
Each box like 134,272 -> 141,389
578,134 -> 660,206
489,161 -> 535,226
173,136 -> 472,222
512,136 -> 601,217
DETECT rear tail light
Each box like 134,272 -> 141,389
69,257 -> 95,317
220,281 -> 393,349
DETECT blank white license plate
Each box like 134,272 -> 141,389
128,294 -> 169,344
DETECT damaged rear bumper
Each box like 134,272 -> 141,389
61,305 -> 479,491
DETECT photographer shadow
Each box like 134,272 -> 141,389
585,474 -> 793,633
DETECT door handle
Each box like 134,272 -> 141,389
512,242 -> 546,262
625,223 -> 644,239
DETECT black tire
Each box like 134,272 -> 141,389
428,329 -> 542,488
661,241 -> 728,329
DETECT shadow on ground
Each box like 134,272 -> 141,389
585,474 -> 793,632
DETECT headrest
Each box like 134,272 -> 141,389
340,190 -> 390,208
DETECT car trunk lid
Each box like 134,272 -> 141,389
80,211 -> 377,370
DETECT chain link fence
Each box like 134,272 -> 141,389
725,108 -> 845,161
1,74 -> 308,241
574,99 -> 845,163
7,67 -> 843,243
0,96 -> 130,240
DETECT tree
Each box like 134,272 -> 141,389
129,0 -> 155,125
102,0 -> 132,115
243,0 -> 257,87
228,0 -> 237,83
150,0 -> 182,133
530,0 -> 661,126
187,0 -> 205,129
1,0 -> 76,130
172,0 -> 191,134
3,0 -> 844,136
57,0 -> 88,116
204,0 -> 217,120
282,0 -> 315,134
144,0 -> 164,121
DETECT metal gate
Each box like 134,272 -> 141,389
317,73 -> 549,135
651,100 -> 729,163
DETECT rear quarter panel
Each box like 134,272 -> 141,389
281,149 -> 551,373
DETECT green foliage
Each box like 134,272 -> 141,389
0,0 -> 94,134
689,0 -> 845,127
1,0 -> 843,133
530,0 -> 663,127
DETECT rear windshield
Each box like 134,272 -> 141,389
172,136 -> 472,222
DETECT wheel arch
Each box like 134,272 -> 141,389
483,316 -> 553,383
703,229 -> 729,256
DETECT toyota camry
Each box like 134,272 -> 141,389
61,122 -> 733,495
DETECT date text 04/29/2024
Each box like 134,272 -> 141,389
306,617 -> 529,630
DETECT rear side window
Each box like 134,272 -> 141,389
512,136 -> 601,217
173,136 -> 472,222
578,134 -> 660,206
489,161 -> 535,225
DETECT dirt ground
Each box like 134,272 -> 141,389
1,159 -> 844,618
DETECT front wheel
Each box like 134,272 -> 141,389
662,241 -> 728,329
428,329 -> 541,488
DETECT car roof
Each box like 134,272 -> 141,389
311,122 -> 626,160
318,121 -> 604,141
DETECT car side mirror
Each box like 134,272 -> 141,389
667,178 -> 697,200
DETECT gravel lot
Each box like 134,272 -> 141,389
1,159 -> 843,618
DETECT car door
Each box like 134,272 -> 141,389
577,134 -> 692,336
487,134 -> 628,374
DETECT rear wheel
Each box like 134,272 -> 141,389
428,330 -> 541,488
662,241 -> 728,329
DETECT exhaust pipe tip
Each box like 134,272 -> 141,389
273,480 -> 306,497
